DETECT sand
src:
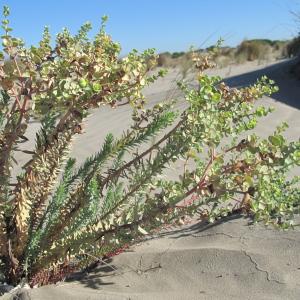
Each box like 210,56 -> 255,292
26,215 -> 300,300
2,58 -> 300,299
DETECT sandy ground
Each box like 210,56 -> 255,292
2,58 -> 300,299
26,215 -> 300,300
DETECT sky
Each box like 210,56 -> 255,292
1,0 -> 300,55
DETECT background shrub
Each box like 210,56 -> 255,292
287,36 -> 300,57
235,40 -> 272,62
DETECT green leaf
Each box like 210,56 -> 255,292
293,150 -> 300,166
2,37 -> 8,46
268,135 -> 284,147
3,6 -> 9,17
255,106 -> 267,117
92,82 -> 102,92
79,78 -> 88,88
246,119 -> 257,130
245,175 -> 253,186
212,92 -> 221,102
101,15 -> 109,23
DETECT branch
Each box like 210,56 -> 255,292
99,117 -> 185,192
11,109 -> 81,258
183,139 -> 250,200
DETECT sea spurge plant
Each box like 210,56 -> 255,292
0,7 -> 299,287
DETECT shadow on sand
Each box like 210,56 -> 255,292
224,58 -> 300,109
65,211 -> 247,290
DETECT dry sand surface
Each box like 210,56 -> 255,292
26,216 -> 300,300
2,58 -> 300,299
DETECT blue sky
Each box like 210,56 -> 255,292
2,0 -> 300,55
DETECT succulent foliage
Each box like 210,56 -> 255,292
0,7 -> 299,286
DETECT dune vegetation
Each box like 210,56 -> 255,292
0,6 -> 300,288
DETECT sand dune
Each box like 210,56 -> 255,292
25,216 -> 300,300
2,58 -> 300,300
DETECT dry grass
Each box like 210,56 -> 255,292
235,40 -> 272,63
155,39 -> 290,74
